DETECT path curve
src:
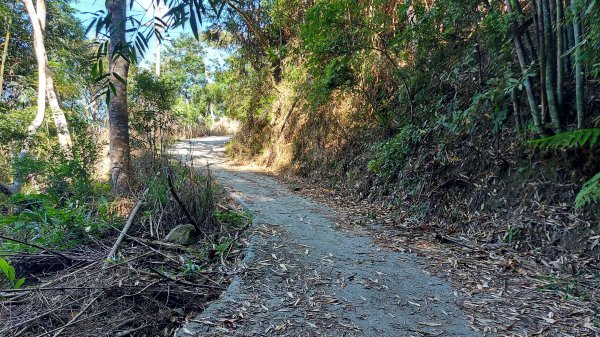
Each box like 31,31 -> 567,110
172,136 -> 480,337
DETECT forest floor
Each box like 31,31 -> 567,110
172,137 -> 480,337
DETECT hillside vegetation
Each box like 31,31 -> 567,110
210,0 -> 600,253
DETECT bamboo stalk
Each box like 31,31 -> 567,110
508,0 -> 543,135
543,0 -> 561,132
571,0 -> 585,128
556,0 -> 564,107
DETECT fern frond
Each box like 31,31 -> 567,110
576,171 -> 600,208
531,128 -> 600,150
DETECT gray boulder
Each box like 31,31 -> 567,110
164,224 -> 198,246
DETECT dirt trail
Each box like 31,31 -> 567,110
171,137 -> 481,337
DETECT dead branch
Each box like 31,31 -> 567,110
147,267 -> 226,290
106,187 -> 149,263
2,295 -> 93,336
0,234 -> 76,262
115,325 -> 152,337
167,173 -> 200,232
434,233 -> 477,250
52,291 -> 104,337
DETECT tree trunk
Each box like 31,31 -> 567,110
511,87 -> 521,131
571,0 -> 585,129
106,0 -> 132,194
507,0 -> 543,135
542,0 -> 561,132
35,0 -> 46,30
45,60 -> 73,153
556,0 -> 564,107
22,0 -> 73,154
0,15 -> 11,98
562,19 -> 571,78
513,0 -> 537,63
533,0 -> 548,124
21,0 -> 47,158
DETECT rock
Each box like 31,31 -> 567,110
164,224 -> 198,246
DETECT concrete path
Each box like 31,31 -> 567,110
172,136 -> 480,337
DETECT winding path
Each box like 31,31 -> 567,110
172,136 -> 480,337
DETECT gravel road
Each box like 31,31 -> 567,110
172,136 -> 481,337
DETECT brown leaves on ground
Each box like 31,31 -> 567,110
279,175 -> 600,337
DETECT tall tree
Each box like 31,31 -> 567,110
18,0 -> 46,161
106,0 -> 132,194
22,0 -> 73,154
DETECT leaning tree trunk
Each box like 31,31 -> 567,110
45,60 -> 72,153
106,0 -> 132,194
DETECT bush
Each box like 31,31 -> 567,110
368,124 -> 420,178
0,193 -> 108,250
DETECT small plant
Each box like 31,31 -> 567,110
182,260 -> 202,276
501,226 -> 521,243
0,257 -> 25,289
215,209 -> 251,229
215,238 -> 233,256
536,275 -> 589,301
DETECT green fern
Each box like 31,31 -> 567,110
576,171 -> 600,208
531,129 -> 600,208
530,128 -> 600,150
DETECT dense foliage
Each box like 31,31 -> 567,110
188,0 -> 600,209
0,0 -> 229,272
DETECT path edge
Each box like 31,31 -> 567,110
175,183 -> 259,336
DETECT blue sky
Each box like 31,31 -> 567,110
73,0 -> 228,72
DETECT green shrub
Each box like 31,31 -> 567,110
0,193 -> 108,250
576,172 -> 600,208
530,129 -> 600,150
368,124 -> 420,178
